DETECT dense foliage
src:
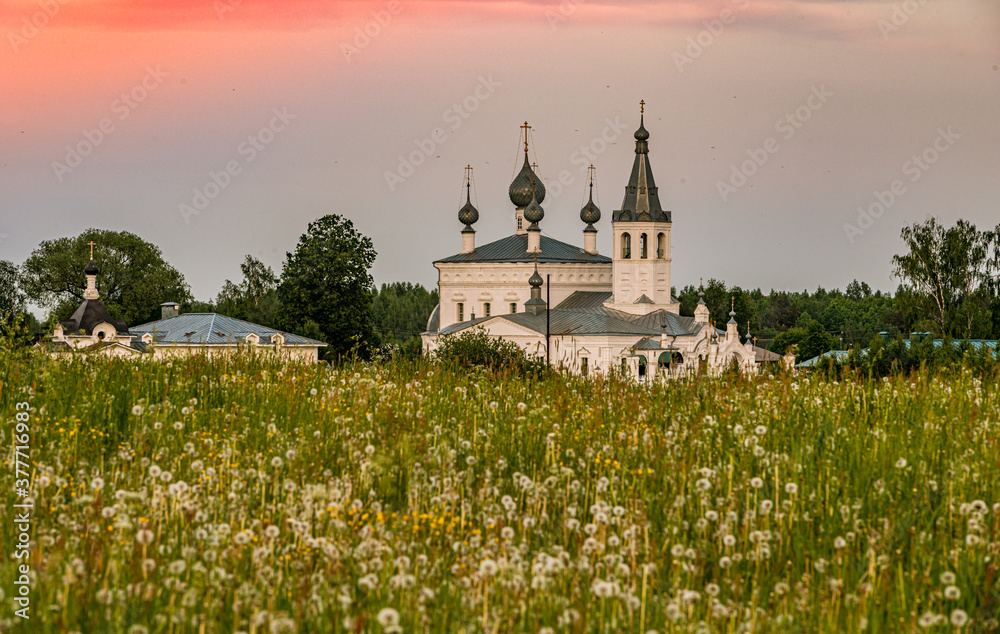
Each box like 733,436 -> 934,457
675,218 -> 1000,361
277,215 -> 378,359
213,255 -> 281,329
371,282 -> 439,356
433,329 -> 549,376
1,353 -> 997,632
19,229 -> 192,326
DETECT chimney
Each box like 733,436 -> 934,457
161,302 -> 180,320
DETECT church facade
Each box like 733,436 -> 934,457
421,107 -> 758,379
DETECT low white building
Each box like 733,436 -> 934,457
43,260 -> 325,362
422,106 -> 757,378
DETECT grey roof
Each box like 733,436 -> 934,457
753,345 -> 782,363
555,291 -> 613,310
436,305 -> 700,339
635,294 -> 655,304
635,337 -> 679,351
614,114 -> 671,223
130,313 -> 326,346
436,234 -> 611,265
60,299 -> 129,335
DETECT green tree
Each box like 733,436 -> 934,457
215,255 -> 280,327
278,215 -> 377,359
0,260 -> 24,318
20,229 -> 191,326
371,282 -> 438,355
767,292 -> 800,331
892,217 -> 996,338
0,260 -> 36,349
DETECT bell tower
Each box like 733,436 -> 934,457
606,101 -> 678,315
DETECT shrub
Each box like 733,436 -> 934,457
432,329 -> 548,376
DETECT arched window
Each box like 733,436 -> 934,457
621,233 -> 631,259
637,355 -> 647,378
483,302 -> 491,318
657,351 -> 671,369
640,234 -> 648,259
658,351 -> 684,370
456,303 -> 464,322
657,233 -> 666,259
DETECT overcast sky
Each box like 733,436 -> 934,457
2,0 -> 998,308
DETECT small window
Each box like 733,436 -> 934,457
621,233 -> 631,259
510,302 -> 517,314
640,233 -> 648,259
484,302 -> 491,318
657,232 -> 666,259
517,215 -> 523,231
581,357 -> 588,376
638,356 -> 647,378
457,303 -> 464,322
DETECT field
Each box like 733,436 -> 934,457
1,353 -> 998,633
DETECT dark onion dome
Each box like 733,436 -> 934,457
524,190 -> 544,225
458,183 -> 479,227
84,260 -> 99,275
580,187 -> 601,226
634,113 -> 649,141
528,267 -> 544,288
508,154 -> 546,207
697,289 -> 706,304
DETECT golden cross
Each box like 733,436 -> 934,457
699,277 -> 703,287
521,121 -> 531,153
640,99 -> 645,115
731,296 -> 734,311
87,241 -> 96,259
753,336 -> 758,346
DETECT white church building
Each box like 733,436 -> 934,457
422,105 -> 759,379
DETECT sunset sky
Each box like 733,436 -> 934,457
2,0 -> 998,308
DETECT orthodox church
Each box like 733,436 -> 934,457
421,105 -> 760,378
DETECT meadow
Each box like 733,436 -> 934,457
0,352 -> 998,633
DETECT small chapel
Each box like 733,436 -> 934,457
421,104 -> 764,379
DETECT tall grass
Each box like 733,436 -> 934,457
1,349 -> 997,632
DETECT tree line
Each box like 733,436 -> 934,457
673,217 -> 1000,361
2,216 -> 998,362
